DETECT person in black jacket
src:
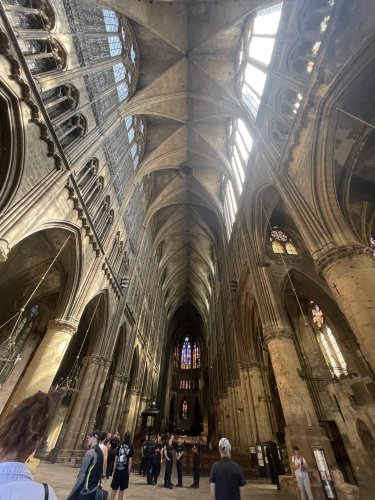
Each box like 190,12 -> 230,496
106,433 -> 120,478
175,438 -> 184,487
152,434 -> 163,485
190,444 -> 200,488
163,435 -> 174,489
68,430 -> 104,500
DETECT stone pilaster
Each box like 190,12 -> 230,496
113,376 -> 129,433
316,245 -> 375,373
263,327 -> 318,427
239,364 -> 258,445
6,319 -> 76,412
248,363 -> 274,443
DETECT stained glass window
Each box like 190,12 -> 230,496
108,36 -> 122,57
309,301 -> 348,378
181,337 -> 191,369
117,83 -> 128,102
130,46 -> 136,63
179,378 -> 191,390
181,399 -> 188,419
192,341 -> 200,369
113,62 -> 126,82
309,302 -> 324,329
270,226 -> 298,255
128,127 -> 135,143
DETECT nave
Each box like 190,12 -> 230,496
34,462 -> 374,500
34,462 -> 289,500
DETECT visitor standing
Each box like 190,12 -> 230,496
190,444 -> 200,488
209,438 -> 246,500
291,446 -> 314,500
67,430 -> 104,500
163,434 -> 174,489
109,431 -> 134,500
175,438 -> 184,487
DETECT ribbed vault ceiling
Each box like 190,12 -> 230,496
97,0 -> 259,321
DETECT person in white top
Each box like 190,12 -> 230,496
0,391 -> 57,500
99,431 -> 108,480
291,446 -> 314,500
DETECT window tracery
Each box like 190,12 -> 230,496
309,301 -> 348,378
55,113 -> 87,149
173,336 -> 200,371
236,3 -> 283,117
4,0 -> 55,31
270,226 -> 298,255
18,37 -> 67,74
42,84 -> 78,120
103,115 -> 146,201
223,117 -> 254,238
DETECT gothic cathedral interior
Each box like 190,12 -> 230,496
0,0 -> 375,497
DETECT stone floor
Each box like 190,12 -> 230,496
34,462 -> 375,500
34,462 -> 291,499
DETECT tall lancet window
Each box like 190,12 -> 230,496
181,337 -> 191,369
172,336 -> 201,391
181,400 -> 188,420
309,301 -> 348,378
192,341 -> 200,369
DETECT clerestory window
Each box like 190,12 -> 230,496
237,3 -> 283,118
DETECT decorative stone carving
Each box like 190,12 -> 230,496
263,327 -> 295,345
47,319 -> 77,337
315,244 -> 374,276
0,238 -> 11,262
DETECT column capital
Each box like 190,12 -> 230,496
47,318 -> 77,337
0,238 -> 11,262
114,372 -> 127,382
315,244 -> 373,275
248,362 -> 262,370
263,326 -> 294,345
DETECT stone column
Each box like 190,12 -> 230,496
316,247 -> 375,373
59,355 -> 106,462
264,328 -> 318,428
102,374 -> 122,431
6,319 -> 76,412
122,389 -> 139,434
130,391 -> 142,437
87,358 -> 111,431
112,376 -> 129,433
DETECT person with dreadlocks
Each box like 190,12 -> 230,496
0,391 -> 58,499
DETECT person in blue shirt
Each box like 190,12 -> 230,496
0,391 -> 57,500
